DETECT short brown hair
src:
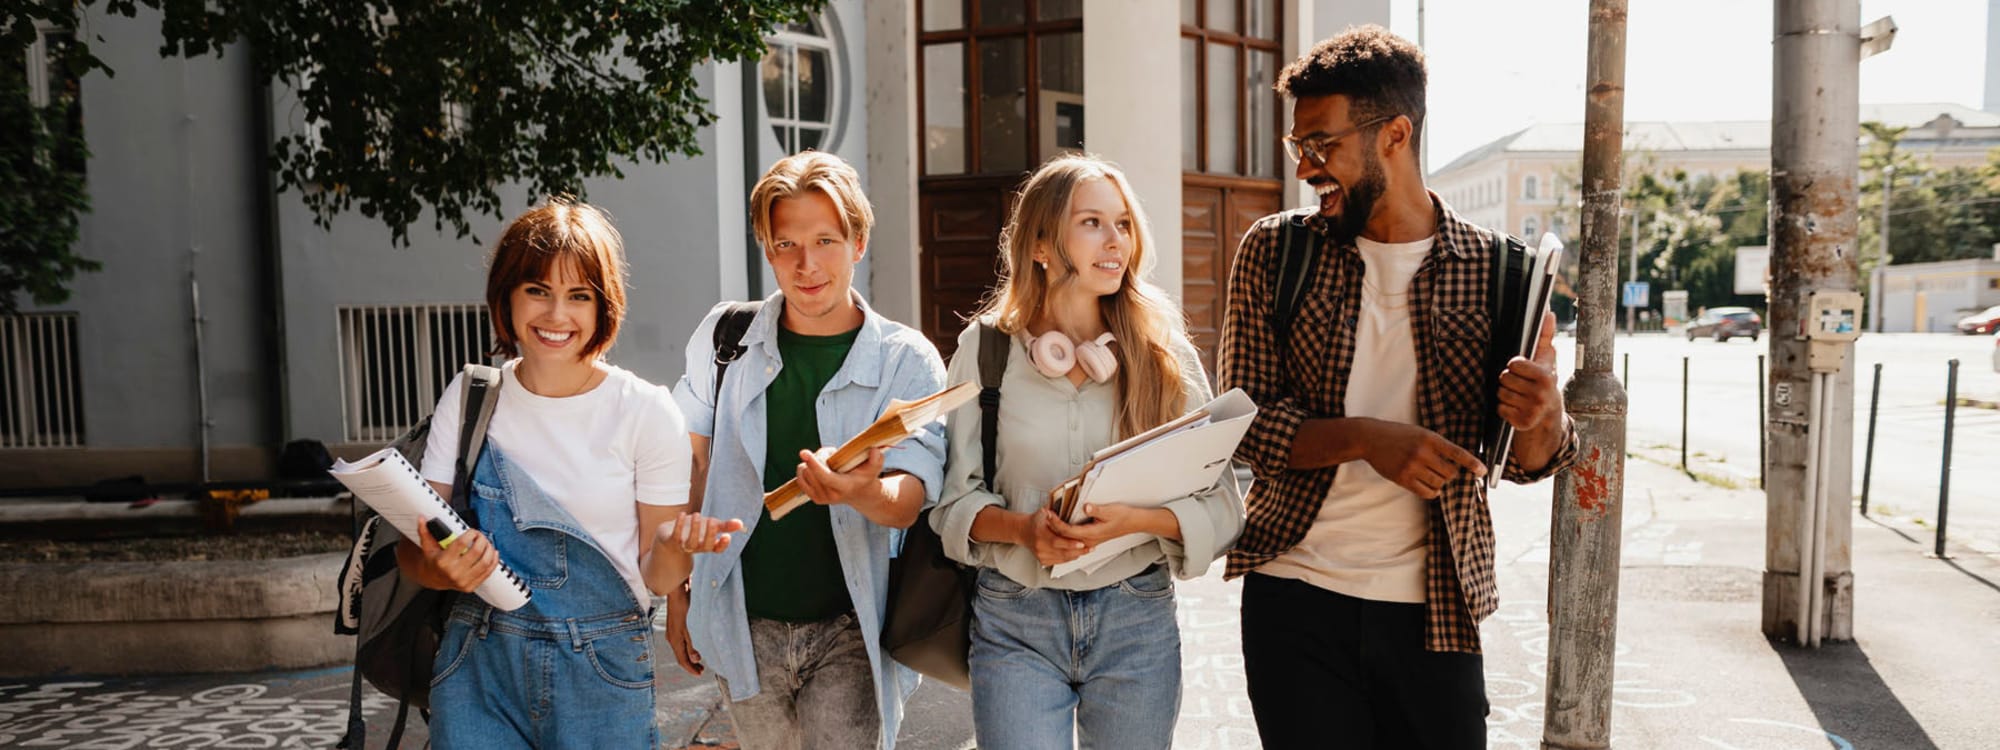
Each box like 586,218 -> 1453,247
485,198 -> 628,360
749,151 -> 874,252
1278,25 -> 1428,153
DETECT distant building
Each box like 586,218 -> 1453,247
1872,254 -> 2000,333
1428,103 -> 2000,249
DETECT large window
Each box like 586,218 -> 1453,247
0,314 -> 83,448
337,304 -> 494,443
1182,0 -> 1282,178
919,0 -> 1083,176
762,17 -> 841,153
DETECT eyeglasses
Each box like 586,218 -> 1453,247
1283,115 -> 1397,167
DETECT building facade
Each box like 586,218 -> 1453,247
1872,255 -> 2000,333
1428,103 -> 2000,250
2,1 -> 1389,489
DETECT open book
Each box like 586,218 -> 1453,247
1044,388 -> 1257,578
762,381 -> 978,520
1483,232 -> 1565,487
329,449 -> 531,611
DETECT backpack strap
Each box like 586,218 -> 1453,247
976,323 -> 1009,491
1270,212 -> 1320,346
711,301 -> 764,404
448,364 -> 502,527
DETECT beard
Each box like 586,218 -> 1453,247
1327,153 -> 1387,244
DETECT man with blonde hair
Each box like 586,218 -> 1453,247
661,151 -> 949,749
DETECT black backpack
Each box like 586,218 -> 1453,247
1269,214 -> 1525,457
334,364 -> 501,749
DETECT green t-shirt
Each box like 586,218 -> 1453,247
741,324 -> 860,622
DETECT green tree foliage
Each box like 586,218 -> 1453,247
2,3 -> 101,315
3,0 -> 825,311
1553,154 -> 1770,317
1859,122 -> 2000,270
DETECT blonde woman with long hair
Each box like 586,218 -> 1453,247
930,155 -> 1244,748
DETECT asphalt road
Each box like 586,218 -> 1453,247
1552,332 -> 2000,552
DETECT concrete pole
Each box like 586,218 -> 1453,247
1543,0 -> 1628,747
1763,0 -> 1859,643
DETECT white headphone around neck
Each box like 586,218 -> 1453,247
1029,331 -> 1118,382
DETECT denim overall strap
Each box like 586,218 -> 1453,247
469,445 -> 645,617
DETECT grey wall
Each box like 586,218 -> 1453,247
275,72 -> 731,445
28,6 -> 274,452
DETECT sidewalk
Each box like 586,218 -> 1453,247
3,459 -> 1996,748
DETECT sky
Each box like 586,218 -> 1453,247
1383,0 -> 1992,169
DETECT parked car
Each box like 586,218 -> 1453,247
1686,306 -> 1762,342
1956,304 -> 2000,335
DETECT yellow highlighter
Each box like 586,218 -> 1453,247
427,517 -> 463,549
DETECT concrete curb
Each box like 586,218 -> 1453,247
0,552 -> 348,677
0,496 -> 352,540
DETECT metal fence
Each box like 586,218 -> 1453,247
337,304 -> 494,443
0,313 -> 85,448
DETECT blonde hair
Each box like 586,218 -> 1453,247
485,198 -> 628,360
978,155 -> 1190,439
749,150 -> 875,251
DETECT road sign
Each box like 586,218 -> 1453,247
1622,281 -> 1650,308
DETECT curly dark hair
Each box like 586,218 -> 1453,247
1276,25 -> 1427,153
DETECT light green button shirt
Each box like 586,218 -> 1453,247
930,320 -> 1245,590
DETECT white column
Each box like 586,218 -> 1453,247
1086,1 -> 1183,299
864,0 -> 921,325
712,60 -> 749,303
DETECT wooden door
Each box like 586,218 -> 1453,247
1182,1 -> 1285,373
916,1 -> 1084,357
1183,178 -> 1280,372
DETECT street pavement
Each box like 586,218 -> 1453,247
7,454 -> 1998,748
1579,332 -> 2000,555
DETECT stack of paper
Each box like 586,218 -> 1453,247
1045,388 -> 1257,579
763,381 -> 978,520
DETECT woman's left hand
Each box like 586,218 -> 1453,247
1059,503 -> 1177,544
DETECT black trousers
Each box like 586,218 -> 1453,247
1240,572 -> 1489,749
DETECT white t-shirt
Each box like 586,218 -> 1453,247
1259,235 -> 1434,604
421,359 -> 692,605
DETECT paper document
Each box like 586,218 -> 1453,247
330,449 -> 531,611
1046,388 -> 1257,579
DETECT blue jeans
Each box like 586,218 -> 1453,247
429,604 -> 657,748
967,565 -> 1182,750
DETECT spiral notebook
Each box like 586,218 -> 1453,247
330,449 -> 531,611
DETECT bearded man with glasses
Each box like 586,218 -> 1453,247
1216,25 -> 1579,749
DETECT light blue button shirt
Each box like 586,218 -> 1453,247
671,292 -> 948,748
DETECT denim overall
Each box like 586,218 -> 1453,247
429,446 -> 657,748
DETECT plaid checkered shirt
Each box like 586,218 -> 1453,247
1218,195 -> 1580,654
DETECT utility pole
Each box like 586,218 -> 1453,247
1544,0 -> 1627,746
1762,0 -> 1880,645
